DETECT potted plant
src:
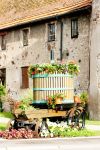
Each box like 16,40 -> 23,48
55,93 -> 65,104
46,95 -> 56,110
74,95 -> 81,103
80,92 -> 88,106
46,93 -> 65,109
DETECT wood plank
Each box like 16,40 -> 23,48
14,109 -> 66,119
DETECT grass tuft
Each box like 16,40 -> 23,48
0,112 -> 14,119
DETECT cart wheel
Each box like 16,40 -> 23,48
6,120 -> 14,130
67,105 -> 85,129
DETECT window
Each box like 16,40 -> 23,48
21,67 -> 29,89
1,35 -> 6,50
48,23 -> 55,42
0,68 -> 6,85
71,18 -> 78,38
22,29 -> 29,46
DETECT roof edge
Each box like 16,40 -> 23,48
0,1 -> 92,31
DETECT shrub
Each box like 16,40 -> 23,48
49,126 -> 96,137
80,92 -> 88,105
0,85 -> 6,98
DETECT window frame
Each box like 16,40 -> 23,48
71,18 -> 78,38
48,23 -> 55,42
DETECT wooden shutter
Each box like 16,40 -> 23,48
21,67 -> 29,89
23,29 -> 29,46
1,35 -> 6,50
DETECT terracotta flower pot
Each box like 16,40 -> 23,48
55,98 -> 63,104
74,96 -> 81,103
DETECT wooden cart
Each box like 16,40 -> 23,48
13,108 -> 67,136
11,72 -> 85,136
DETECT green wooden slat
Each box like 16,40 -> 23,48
33,87 -> 74,91
32,99 -> 74,104
32,73 -> 73,78
32,74 -> 48,78
62,99 -> 74,104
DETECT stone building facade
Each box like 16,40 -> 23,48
0,12 -> 90,99
1,0 -> 100,119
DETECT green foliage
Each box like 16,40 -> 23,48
0,85 -> 6,111
28,62 -> 80,77
0,85 -> 6,97
0,112 -> 14,118
80,92 -> 88,105
16,90 -> 35,111
86,120 -> 100,125
20,89 -> 33,102
47,95 -> 56,109
67,61 -> 80,75
47,93 -> 65,109
0,112 -> 14,131
28,64 -> 44,76
0,123 -> 7,131
19,101 -> 32,111
49,126 -> 98,137
2,88 -> 34,112
55,93 -> 65,99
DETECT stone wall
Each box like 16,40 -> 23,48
62,15 -> 90,93
0,13 -> 90,100
89,0 -> 100,120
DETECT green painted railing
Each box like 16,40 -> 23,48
33,88 -> 74,91
32,99 -> 74,104
32,73 -> 73,78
